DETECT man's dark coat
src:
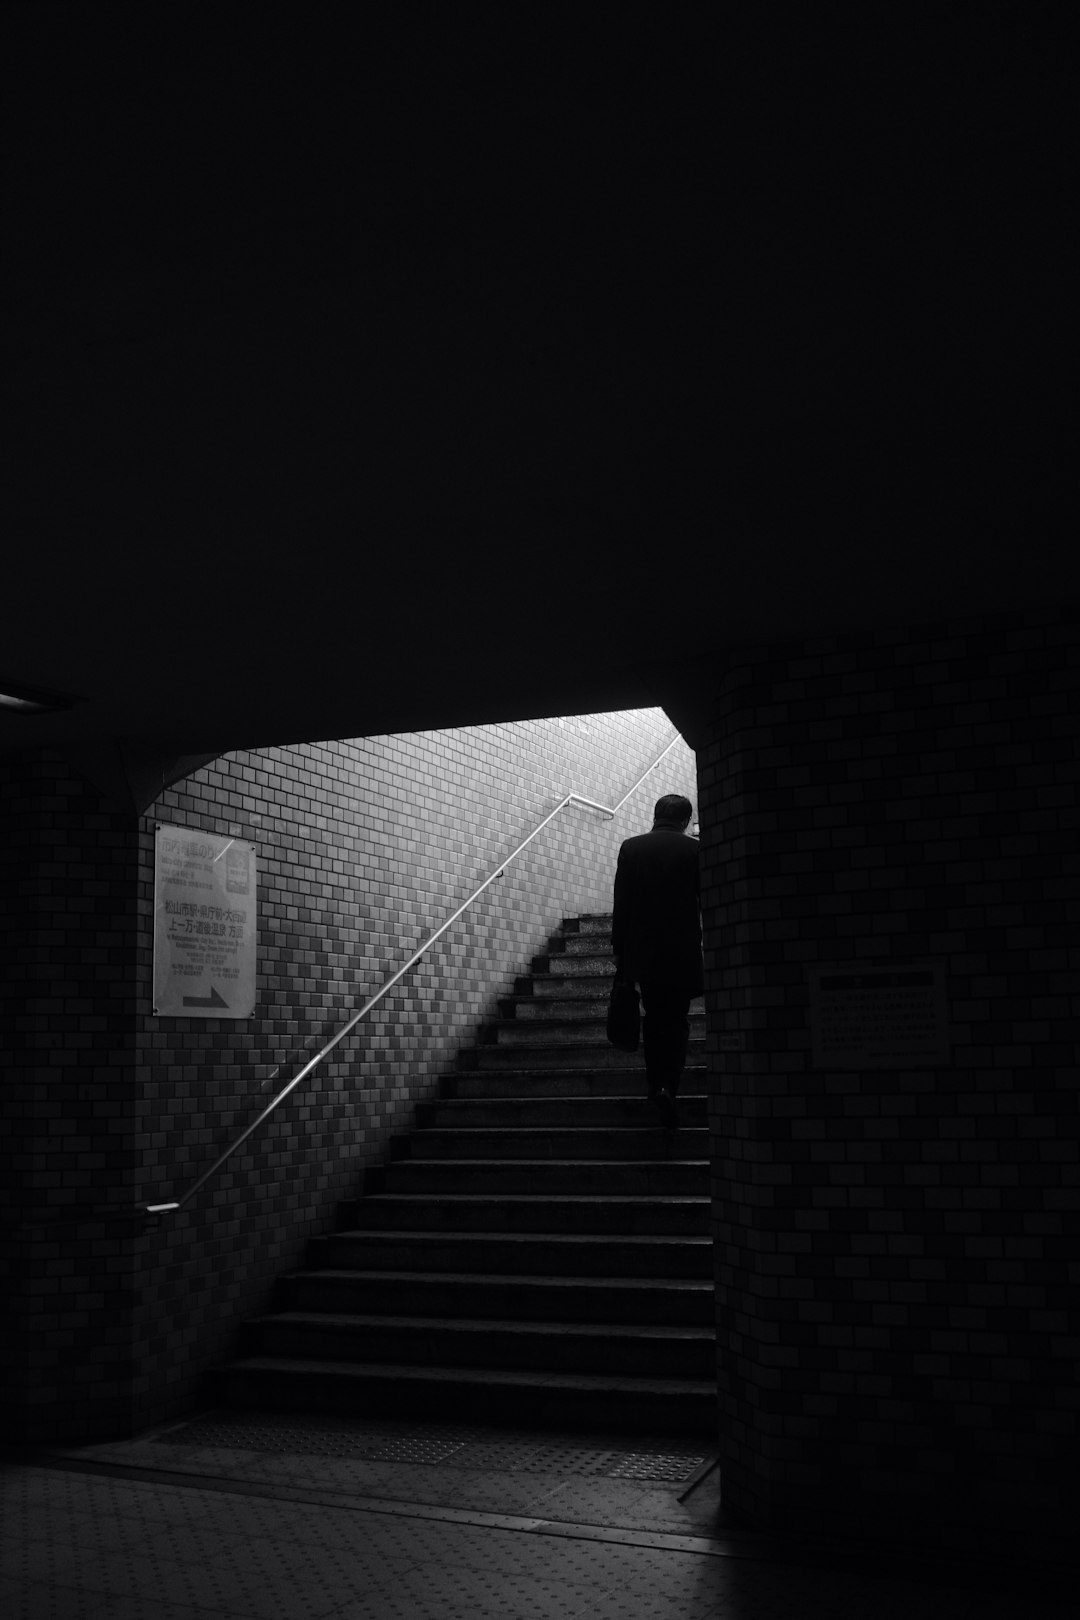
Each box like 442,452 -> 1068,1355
611,827 -> 703,996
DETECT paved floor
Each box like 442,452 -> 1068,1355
2,1414 -> 1074,1618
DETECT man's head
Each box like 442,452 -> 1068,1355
652,794 -> 693,831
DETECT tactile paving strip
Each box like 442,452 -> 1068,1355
155,1412 -> 710,1482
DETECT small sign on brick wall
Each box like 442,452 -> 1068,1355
153,825 -> 257,1017
808,962 -> 950,1069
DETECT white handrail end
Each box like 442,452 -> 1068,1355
146,1202 -> 180,1214
567,794 -> 615,816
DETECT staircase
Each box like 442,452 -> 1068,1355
212,914 -> 715,1436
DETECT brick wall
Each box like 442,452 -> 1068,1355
3,707 -> 696,1442
1,751 -> 146,1443
696,605 -> 1079,1544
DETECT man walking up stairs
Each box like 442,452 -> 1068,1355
612,794 -> 704,1133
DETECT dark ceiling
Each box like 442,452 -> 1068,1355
2,9 -> 1075,794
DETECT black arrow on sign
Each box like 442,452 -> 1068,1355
182,986 -> 229,1009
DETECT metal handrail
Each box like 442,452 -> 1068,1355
145,731 -> 683,1216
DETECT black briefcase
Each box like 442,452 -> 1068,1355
606,976 -> 640,1052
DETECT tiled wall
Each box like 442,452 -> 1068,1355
3,708 -> 696,1442
696,605 -> 1079,1542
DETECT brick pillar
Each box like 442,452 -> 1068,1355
694,615 -> 1078,1547
1,749 -> 144,1443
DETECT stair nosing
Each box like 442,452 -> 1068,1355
452,1073 -> 708,1083
330,1224 -> 718,1237
220,1356 -> 717,1397
256,1310 -> 717,1340
455,1064 -> 708,1071
487,1018 -> 707,1027
350,1193 -> 711,1203
388,1157 -> 710,1166
516,980 -> 704,992
428,1098 -> 708,1105
288,1269 -> 714,1289
410,1127 -> 709,1136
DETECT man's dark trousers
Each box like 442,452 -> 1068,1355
638,981 -> 692,1098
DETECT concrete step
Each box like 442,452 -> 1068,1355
448,1066 -> 707,1099
484,1019 -> 612,1047
418,1096 -> 708,1129
397,1127 -> 709,1161
525,970 -> 617,995
338,1194 -> 712,1237
522,973 -> 705,1006
211,1357 -> 718,1436
486,1017 -> 706,1047
243,1311 -> 717,1380
313,1228 -> 714,1277
505,993 -> 706,1020
466,1039 -> 706,1070
530,953 -> 616,977
379,1158 -> 709,1197
521,977 -> 706,1001
504,995 -> 616,1019
279,1269 -> 716,1324
550,935 -> 615,958
561,915 -> 613,934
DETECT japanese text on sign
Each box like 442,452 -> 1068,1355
153,826 -> 257,1017
808,963 -> 950,1069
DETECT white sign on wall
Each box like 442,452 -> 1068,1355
153,825 -> 257,1017
808,962 -> 950,1069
